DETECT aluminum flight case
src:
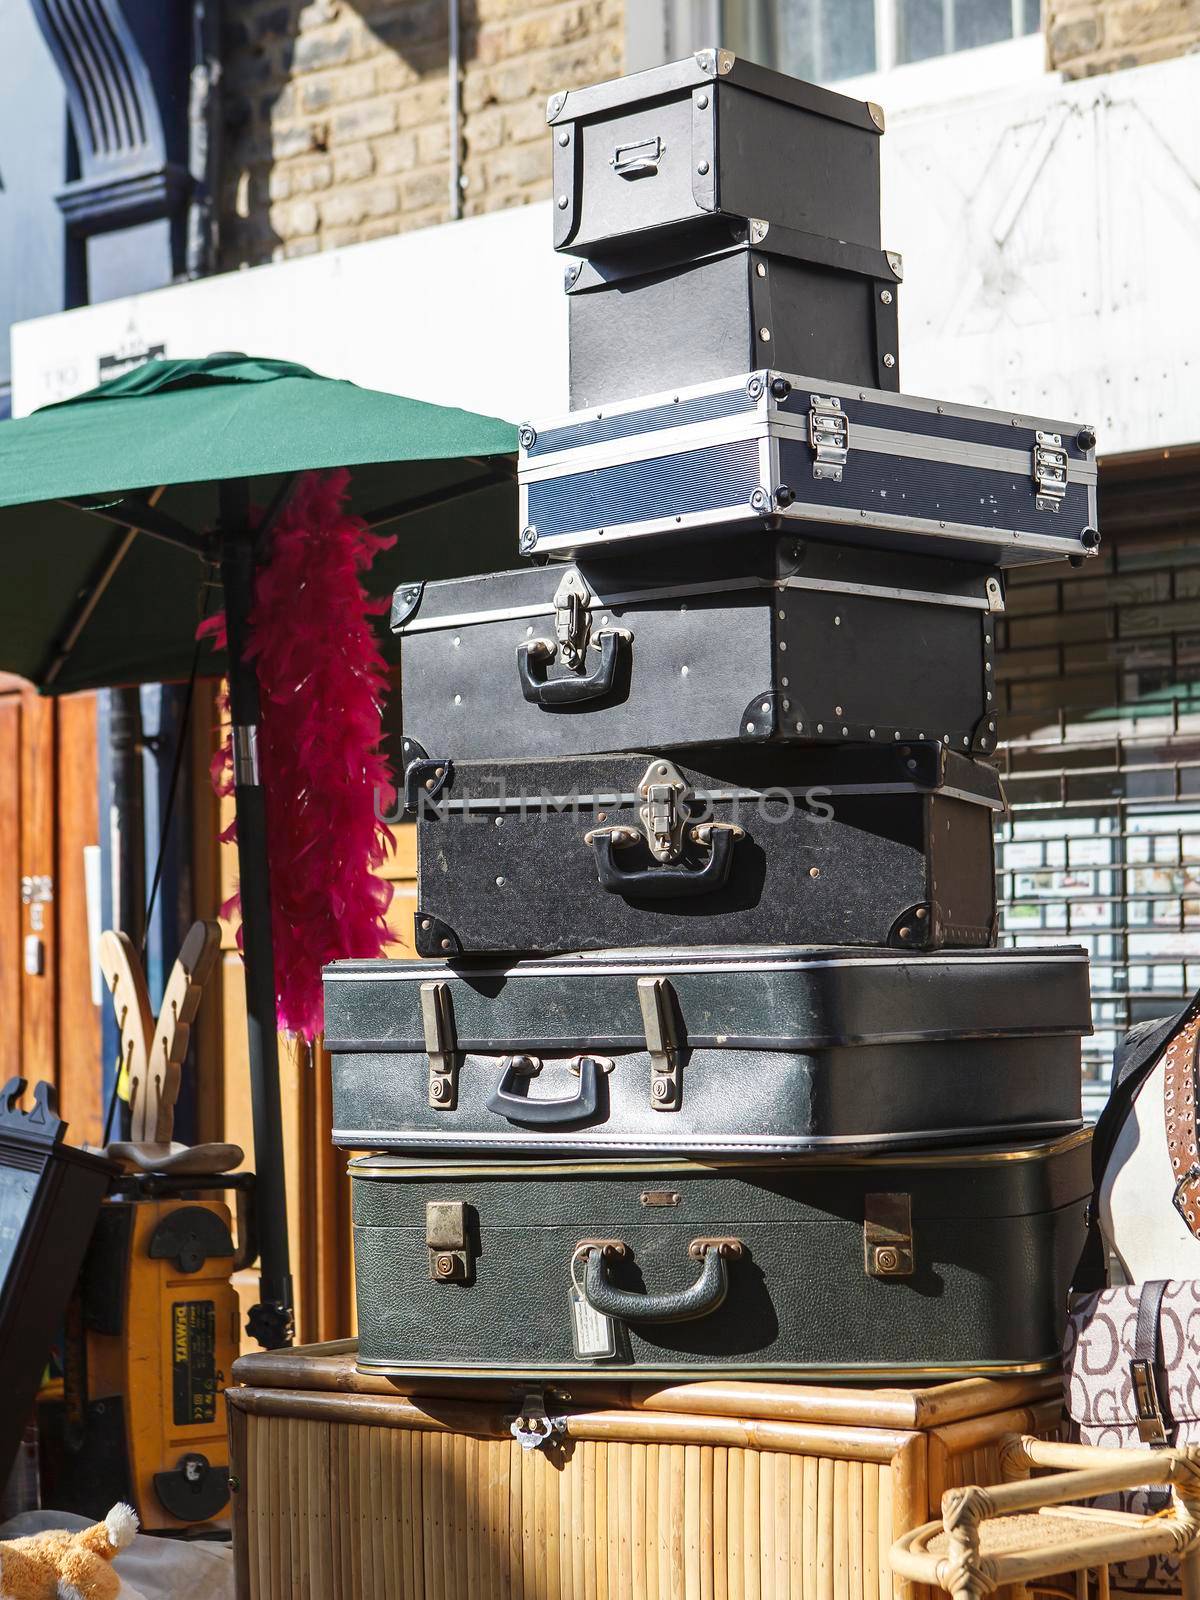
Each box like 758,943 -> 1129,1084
566,221 -> 902,409
548,49 -> 884,259
517,369 -> 1100,567
348,1130 -> 1091,1379
402,743 -> 1002,958
324,945 -> 1090,1156
392,538 -> 1004,763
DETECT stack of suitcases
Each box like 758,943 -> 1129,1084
325,49 -> 1102,1383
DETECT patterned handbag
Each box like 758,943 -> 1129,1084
1063,1000 -> 1200,1592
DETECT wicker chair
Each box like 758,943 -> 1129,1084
890,1436 -> 1200,1600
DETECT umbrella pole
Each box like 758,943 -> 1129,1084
219,490 -> 294,1349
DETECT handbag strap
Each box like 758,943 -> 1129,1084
1164,1013 -> 1200,1235
1073,999 -> 1198,1293
1131,1278 -> 1173,1445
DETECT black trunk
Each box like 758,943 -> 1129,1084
393,538 -> 1000,763
405,744 -> 1001,956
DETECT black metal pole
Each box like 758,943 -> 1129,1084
219,482 -> 294,1349
109,687 -> 147,952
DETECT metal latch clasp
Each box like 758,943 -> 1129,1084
1033,431 -> 1069,512
637,758 -> 690,863
1131,1358 -> 1169,1444
510,1392 -> 568,1452
864,1193 -> 915,1277
426,1199 -> 471,1283
638,975 -> 685,1113
553,568 -> 591,668
421,980 -> 459,1110
809,396 -> 850,483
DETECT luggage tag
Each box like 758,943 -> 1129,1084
569,1248 -> 620,1361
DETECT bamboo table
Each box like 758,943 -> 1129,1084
227,1340 -> 1064,1600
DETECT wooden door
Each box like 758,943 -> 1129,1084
0,676 -> 102,1142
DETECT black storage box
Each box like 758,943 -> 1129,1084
392,537 -> 1003,764
0,1080 -> 114,1486
404,743 -> 1002,957
567,222 -> 901,409
349,1131 -> 1091,1379
518,368 -> 1100,568
325,944 -> 1089,1156
548,49 -> 884,258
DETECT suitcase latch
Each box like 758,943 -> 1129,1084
426,1200 -> 471,1283
1033,431 -> 1069,512
510,1392 -> 568,1452
809,396 -> 850,483
638,975 -> 685,1113
552,567 -> 591,668
421,980 -> 460,1111
637,758 -> 690,863
864,1193 -> 915,1278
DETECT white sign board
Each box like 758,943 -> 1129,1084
11,52 -> 1200,459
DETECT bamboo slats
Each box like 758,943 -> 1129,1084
228,1351 -> 1063,1600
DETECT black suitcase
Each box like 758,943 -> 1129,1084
566,222 -> 901,409
324,945 -> 1089,1156
348,1131 -> 1091,1378
402,743 -> 1001,957
548,49 -> 883,258
392,538 -> 1003,764
518,369 -> 1100,568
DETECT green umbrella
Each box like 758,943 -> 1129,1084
0,354 -> 519,1346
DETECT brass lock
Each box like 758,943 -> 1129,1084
426,1200 -> 471,1283
863,1193 -> 915,1278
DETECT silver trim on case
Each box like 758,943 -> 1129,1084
394,573 -> 991,635
332,1119 -> 1083,1152
324,949 -> 1088,982
519,411 -> 1095,485
522,366 -> 1094,451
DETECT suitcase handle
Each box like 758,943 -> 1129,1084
516,629 -> 629,707
587,822 -> 742,899
486,1054 -> 610,1126
581,1238 -> 743,1325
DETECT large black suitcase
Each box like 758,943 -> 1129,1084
403,744 -> 1001,957
324,945 -> 1089,1156
518,369 -> 1100,568
566,222 -> 901,409
392,538 -> 1002,764
348,1131 -> 1091,1378
548,49 -> 883,259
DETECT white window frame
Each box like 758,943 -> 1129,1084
627,0 -> 1048,94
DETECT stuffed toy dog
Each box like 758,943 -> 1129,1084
0,1503 -> 140,1600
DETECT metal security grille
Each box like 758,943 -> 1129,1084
992,504 -> 1200,1114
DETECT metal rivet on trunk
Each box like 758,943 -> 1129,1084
557,195 -> 568,209
883,353 -> 896,368
697,159 -> 710,175
880,289 -> 893,304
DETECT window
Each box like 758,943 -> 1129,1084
662,0 -> 1041,83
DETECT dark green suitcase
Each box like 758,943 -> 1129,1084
349,1131 -> 1090,1380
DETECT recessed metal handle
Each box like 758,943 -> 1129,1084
586,823 -> 742,899
611,135 -> 662,177
516,629 -> 629,707
581,1238 -> 742,1324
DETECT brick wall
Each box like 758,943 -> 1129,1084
220,0 -> 624,268
1046,0 -> 1200,77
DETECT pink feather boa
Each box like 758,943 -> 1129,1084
200,468 -> 397,1039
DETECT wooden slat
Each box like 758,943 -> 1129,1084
53,691 -> 101,1141
20,692 -> 56,1083
0,697 -> 22,1086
